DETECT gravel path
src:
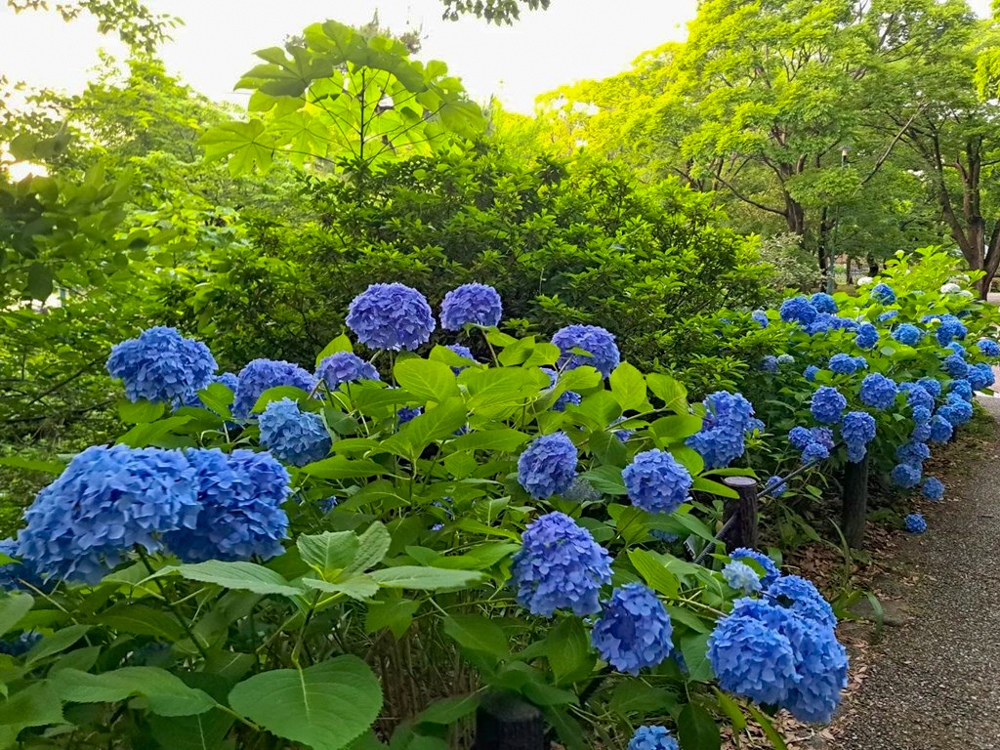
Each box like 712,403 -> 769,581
832,398 -> 1000,750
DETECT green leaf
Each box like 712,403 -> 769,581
53,667 -> 217,716
368,566 -> 485,590
302,574 -> 379,601
26,263 -> 53,300
398,397 -> 468,453
744,703 -> 788,749
679,633 -> 714,683
25,624 -> 91,666
365,599 -> 420,639
580,465 -> 628,496
198,383 -> 234,418
96,603 -> 184,641
417,695 -> 481,726
150,710 -> 235,750
199,119 -> 276,176
0,681 -> 64,738
168,561 -> 302,597
394,359 -> 460,404
315,334 -> 355,367
0,457 -> 64,474
609,682 -> 678,716
0,593 -> 34,637
647,373 -> 688,413
628,550 -> 679,598
298,531 -> 359,576
442,614 -> 509,657
345,522 -> 391,574
228,656 -> 383,750
712,688 -> 747,733
301,456 -> 385,480
116,416 -> 191,448
252,386 -> 312,413
546,617 -> 592,685
678,702 -> 720,750
691,477 -> 739,499
651,415 -> 703,442
665,605 -> 712,634
452,428 -> 530,453
117,400 -> 166,424
610,363 -> 647,411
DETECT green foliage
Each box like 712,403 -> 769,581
6,0 -> 178,51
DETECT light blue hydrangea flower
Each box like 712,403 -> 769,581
870,283 -> 896,304
510,512 -> 612,617
627,726 -> 679,750
346,283 -> 436,351
804,365 -> 820,381
768,575 -> 837,628
853,356 -> 868,370
730,548 -> 781,588
928,414 -> 954,443
859,373 -> 898,410
777,354 -> 795,366
891,463 -> 922,488
977,339 -> 1000,358
164,448 -> 289,563
563,476 -> 601,504
764,476 -> 786,497
723,561 -> 762,594
18,446 -> 201,583
551,325 -> 621,377
258,398 -> 331,467
782,620 -> 849,723
233,359 -> 317,418
811,386 -> 847,424
517,432 -> 578,499
107,326 -> 216,405
855,323 -> 879,350
622,449 -> 693,515
938,394 -> 973,427
591,583 -> 673,674
922,477 -> 944,501
810,293 -> 837,314
878,310 -> 899,323
891,324 -> 923,346
841,411 -> 876,462
440,283 -> 503,330
315,351 -> 380,389
751,310 -> 769,328
650,529 -> 679,543
828,354 -> 859,374
780,296 -> 818,326
686,391 -> 758,469
904,513 -> 926,533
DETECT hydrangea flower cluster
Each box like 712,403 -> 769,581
446,344 -> 478,372
541,368 -> 582,412
870,283 -> 896,304
937,393 -> 972,427
0,539 -> 42,592
928,414 -> 954,443
855,323 -> 879,350
922,477 -> 945,501
258,398 -> 332,467
895,440 -> 930,465
686,391 -> 759,469
764,476 -> 786,497
107,327 -> 216,405
859,373 -> 898,410
801,442 -> 830,463
899,383 -> 934,414
761,355 -> 779,374
164,449 -> 290,562
723,561 -> 762,594
905,513 -> 927,534
891,462 -> 922,488
768,575 -> 837,629
878,310 -> 899,323
517,432 -> 578,499
779,296 -> 818,327
811,386 -> 846,424
891,324 -> 923,346
730,548 -> 781,588
804,365 -> 820,381
628,726 -> 679,750
752,310 -> 769,328
977,338 -> 1000,358
968,363 -> 995,392
622,450 -> 693,515
346,283 -> 436,351
510,512 -> 612,616
17,446 -> 202,583
439,283 -> 503,330
828,354 -> 863,374
841,411 -> 876,462
933,314 -> 967,346
315,351 -> 380,389
810,293 -> 837,314
233,359 -> 317,418
942,353 -> 969,379
591,583 -> 674,674
551,325 -> 621,377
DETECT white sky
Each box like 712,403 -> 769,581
0,0 -> 993,115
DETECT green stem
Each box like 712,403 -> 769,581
135,547 -> 211,661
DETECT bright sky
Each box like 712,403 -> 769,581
0,0 -> 703,115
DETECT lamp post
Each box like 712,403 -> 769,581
827,145 -> 849,294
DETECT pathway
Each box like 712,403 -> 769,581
831,398 -> 1000,750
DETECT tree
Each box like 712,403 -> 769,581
5,0 -> 178,51
440,0 -> 549,24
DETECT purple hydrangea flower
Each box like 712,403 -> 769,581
591,583 -> 673,674
347,283 -> 436,351
107,327 -> 216,405
440,283 -> 503,330
233,359 -> 317,418
551,325 -> 621,378
811,386 -> 846,424
517,432 -> 578,499
258,398 -> 332,467
622,449 -> 693,515
315,351 -> 380,389
510,512 -> 612,616
859,373 -> 898,410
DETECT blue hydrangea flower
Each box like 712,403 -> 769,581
891,463 -> 922,488
870,283 -> 896,304
942,353 -> 969,380
764,476 -> 786,497
446,344 -> 478,373
918,377 -> 943,397
934,314 -> 967,346
107,327 -> 216,405
811,386 -> 846,424
939,394 -> 973,427
948,379 -> 973,402
859,373 -> 898,410
510,512 -> 612,617
922,477 -> 944,501
977,339 -> 1000,358
841,411 -> 876,462
346,283 -> 436,351
517,432 -> 578,499
777,353 -> 795,366
397,405 -> 422,425
551,325 -> 621,378
789,426 -> 815,450
723,561 -> 762,594
810,293 -> 837,314
708,608 -> 800,705
751,310 -> 769,328
782,620 -> 849,723
164,448 -> 289,563
969,363 -> 995,392
905,513 -> 926,533
804,365 -> 820,381
899,383 -> 935,414
686,391 -> 758,469
855,323 -> 879,350
761,355 -> 778,373
315,351 -> 380,390
911,421 -> 932,442
440,283 -> 503,330
810,427 -> 835,450
878,310 -> 899,323
948,341 -> 967,357
780,296 -> 818,326
541,368 -> 581,412
895,441 -> 930,465
628,726 -> 679,750
928,414 -> 954,443
853,356 -> 869,370
768,575 -> 837,629
233,359 -> 317,418
181,372 -> 239,409
891,324 -> 923,346
0,539 -> 43,592
18,446 -> 201,583
832,316 -> 859,331
801,441 -> 830,464
806,313 -> 835,336
650,529 -> 679,543
622,450 -> 693,515
258,398 -> 331,467
731,548 -> 781,588
0,632 -> 41,657
591,583 -> 673,674
828,354 -> 858,374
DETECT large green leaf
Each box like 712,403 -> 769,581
96,603 -> 184,641
442,614 -> 509,657
228,656 -> 382,750
368,566 -> 484,590
53,667 -> 217,716
167,561 -> 301,597
150,710 -> 235,750
546,617 -> 592,685
394,358 -> 460,404
0,593 -> 34,637
609,362 -> 647,411
678,702 -> 720,750
297,531 -> 359,577
0,681 -> 64,742
628,550 -> 679,598
301,456 -> 385,480
199,119 -> 275,176
344,522 -> 391,574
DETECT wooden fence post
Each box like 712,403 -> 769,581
842,455 -> 869,548
472,692 -> 544,750
722,476 -> 759,551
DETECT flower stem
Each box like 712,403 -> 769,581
135,547 -> 211,661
